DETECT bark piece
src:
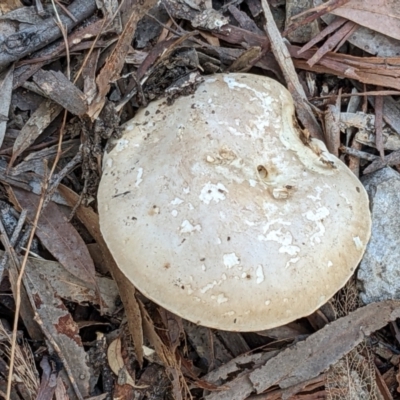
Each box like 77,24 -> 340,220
249,301 -> 400,393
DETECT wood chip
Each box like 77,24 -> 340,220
363,149 -> 400,174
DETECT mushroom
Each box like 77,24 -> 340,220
98,73 -> 371,331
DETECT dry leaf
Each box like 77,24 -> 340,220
10,100 -> 63,167
159,309 -> 184,354
58,184 -> 145,366
314,3 -> 400,57
87,0 -> 157,118
0,0 -> 22,14
0,66 -> 13,149
139,300 -> 189,400
22,252 -> 119,315
326,342 -> 380,400
9,188 -> 97,288
25,260 -> 92,397
331,0 -> 400,41
107,338 -> 147,389
32,70 -> 88,116
36,356 -> 58,400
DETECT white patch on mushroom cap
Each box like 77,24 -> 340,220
216,293 -> 228,304
171,197 -> 184,205
258,229 -> 300,256
353,236 -> 363,250
223,253 -> 240,269
303,207 -> 330,245
199,182 -> 228,204
135,168 -> 143,187
180,220 -> 201,233
255,265 -> 265,284
115,138 -> 129,152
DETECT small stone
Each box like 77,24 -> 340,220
357,167 -> 400,303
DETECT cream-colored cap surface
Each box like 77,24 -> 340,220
98,73 -> 371,331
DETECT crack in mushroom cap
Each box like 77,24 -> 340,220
98,73 -> 371,331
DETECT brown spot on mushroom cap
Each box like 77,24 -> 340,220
98,73 -> 371,331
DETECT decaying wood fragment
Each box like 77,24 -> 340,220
306,20 -> 356,67
363,150 -> 400,175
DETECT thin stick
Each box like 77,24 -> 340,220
6,1 -> 74,395
0,210 -> 27,275
6,106 -> 70,400
339,145 -> 378,161
52,0 -> 71,79
73,0 -> 126,84
261,0 -> 324,141
315,90 -> 400,100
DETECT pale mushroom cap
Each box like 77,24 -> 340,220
98,73 -> 371,331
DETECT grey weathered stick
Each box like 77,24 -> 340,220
364,149 -> 400,174
340,145 -> 378,162
0,0 -> 97,71
261,0 -> 324,141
